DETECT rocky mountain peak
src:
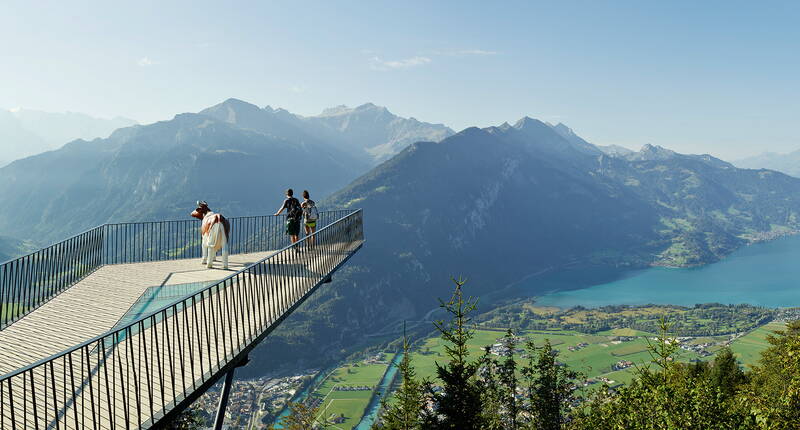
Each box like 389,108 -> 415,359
513,116 -> 548,131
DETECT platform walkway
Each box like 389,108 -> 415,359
0,251 -> 274,377
0,209 -> 364,429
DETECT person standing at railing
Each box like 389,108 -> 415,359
275,188 -> 302,250
301,190 -> 319,250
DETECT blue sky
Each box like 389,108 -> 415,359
1,0 -> 798,159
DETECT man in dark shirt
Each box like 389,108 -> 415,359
275,188 -> 302,245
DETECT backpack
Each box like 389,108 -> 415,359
287,198 -> 302,220
304,201 -> 319,221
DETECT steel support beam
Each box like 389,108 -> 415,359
213,356 -> 249,430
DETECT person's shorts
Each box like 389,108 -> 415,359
286,218 -> 300,236
305,220 -> 317,229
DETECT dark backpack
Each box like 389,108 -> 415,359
287,198 -> 302,220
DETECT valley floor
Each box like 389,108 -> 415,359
194,311 -> 789,429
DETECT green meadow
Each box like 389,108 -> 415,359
309,360 -> 389,428
729,321 -> 786,368
310,316 -> 786,427
409,322 -> 781,387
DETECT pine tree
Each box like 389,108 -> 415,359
426,277 -> 486,430
709,347 -> 745,399
742,320 -> 800,427
497,329 -> 520,429
166,408 -> 205,429
477,346 -> 505,430
272,401 -> 322,430
378,328 -> 425,430
522,339 -> 580,430
571,318 -> 747,429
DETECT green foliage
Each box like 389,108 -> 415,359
378,332 -> 425,430
572,319 -> 751,429
376,279 -> 584,430
477,301 -> 777,337
710,347 -> 746,399
165,408 -> 205,430
524,339 -> 582,430
424,277 -> 486,430
740,320 -> 800,428
478,329 -> 521,430
271,401 -> 323,430
284,282 -> 800,429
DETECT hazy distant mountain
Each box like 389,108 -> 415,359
548,122 -> 604,155
199,99 -> 320,145
201,99 -> 453,164
0,109 -> 365,243
0,108 -> 136,166
202,97 -> 453,165
597,144 -> 635,157
735,151 -> 800,178
250,118 -> 800,372
628,144 -> 736,169
309,103 -> 454,163
200,98 -> 453,166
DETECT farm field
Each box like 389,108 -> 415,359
312,320 -> 788,428
409,324 -> 778,388
729,321 -> 786,367
308,357 -> 389,428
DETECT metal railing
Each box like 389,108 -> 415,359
0,209 -> 363,429
0,210 -> 354,330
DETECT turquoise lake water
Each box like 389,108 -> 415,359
534,235 -> 800,309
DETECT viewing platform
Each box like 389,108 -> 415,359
0,209 -> 364,429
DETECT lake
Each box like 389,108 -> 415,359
533,235 -> 800,309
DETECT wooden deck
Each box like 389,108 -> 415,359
0,251 -> 275,377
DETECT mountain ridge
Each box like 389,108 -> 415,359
0,108 -> 136,166
735,150 -> 800,178
246,120 -> 800,374
200,98 -> 454,165
0,98 -> 452,244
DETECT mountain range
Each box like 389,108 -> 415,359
199,99 -> 453,165
3,99 -> 800,376
0,108 -> 136,167
0,99 -> 452,244
244,118 -> 800,374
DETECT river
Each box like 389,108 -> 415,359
534,234 -> 800,308
355,352 -> 403,430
